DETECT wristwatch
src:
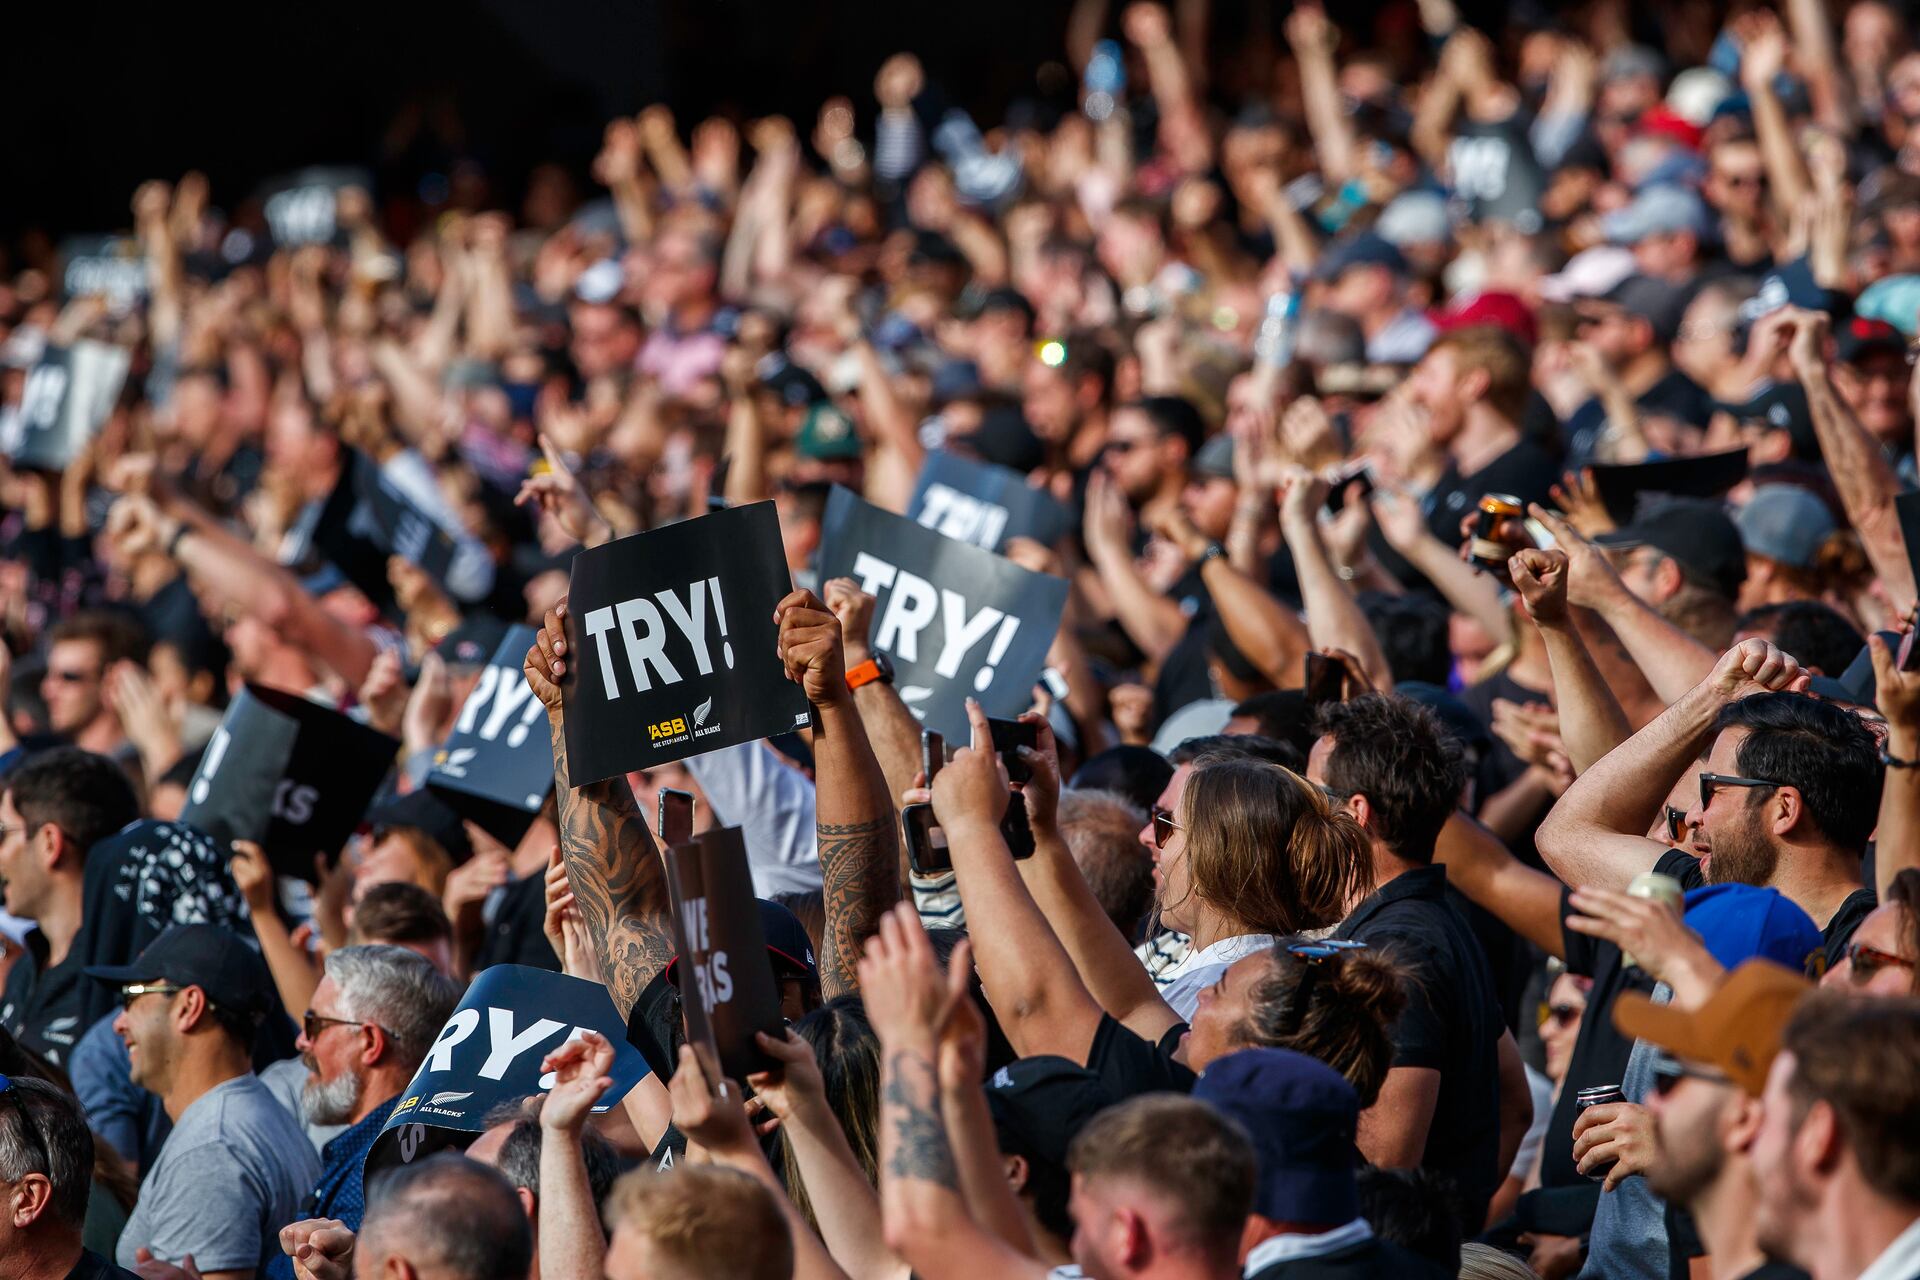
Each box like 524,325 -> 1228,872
845,653 -> 895,691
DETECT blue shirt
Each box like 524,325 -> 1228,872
262,1094 -> 397,1280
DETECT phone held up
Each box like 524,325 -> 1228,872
903,722 -> 1037,875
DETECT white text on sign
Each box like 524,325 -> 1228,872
581,577 -> 736,700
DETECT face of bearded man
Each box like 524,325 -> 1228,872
302,1052 -> 363,1126
1706,789 -> 1780,888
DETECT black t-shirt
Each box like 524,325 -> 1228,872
1377,437 -> 1563,594
0,929 -> 92,1069
1150,563 -> 1215,729
1083,1013 -> 1197,1099
1332,865 -> 1503,1228
1734,1263 -> 1811,1280
62,1250 -> 141,1280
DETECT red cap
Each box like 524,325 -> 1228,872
1638,105 -> 1705,151
1432,290 -> 1538,347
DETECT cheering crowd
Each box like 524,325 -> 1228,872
8,0 -> 1920,1276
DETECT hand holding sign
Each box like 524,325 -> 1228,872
774,589 -> 848,707
540,1030 -> 616,1134
669,1043 -> 758,1158
929,698 -> 1012,840
746,1029 -> 829,1125
524,601 -> 570,714
823,577 -> 878,666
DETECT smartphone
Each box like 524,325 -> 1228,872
1304,652 -> 1346,711
658,788 -> 695,848
904,803 -> 951,875
1001,799 -> 1036,861
1322,461 -> 1376,514
922,730 -> 945,784
988,718 -> 1039,786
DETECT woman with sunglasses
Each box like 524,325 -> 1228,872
1820,867 -> 1920,995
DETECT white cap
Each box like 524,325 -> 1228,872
1539,246 -> 1639,303
1667,67 -> 1735,127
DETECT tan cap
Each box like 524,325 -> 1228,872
1612,959 -> 1814,1096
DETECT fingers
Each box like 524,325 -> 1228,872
965,695 -> 992,751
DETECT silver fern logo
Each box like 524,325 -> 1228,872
429,1090 -> 474,1107
694,696 -> 714,728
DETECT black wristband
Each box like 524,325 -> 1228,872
1882,749 -> 1918,770
165,523 -> 190,559
1198,542 -> 1228,567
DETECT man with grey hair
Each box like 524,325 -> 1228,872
358,1155 -> 532,1280
262,946 -> 461,1280
463,1096 -> 622,1280
0,1075 -> 138,1280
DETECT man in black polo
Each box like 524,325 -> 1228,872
1308,693 -> 1527,1231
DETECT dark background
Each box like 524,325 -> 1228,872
8,0 -> 1086,246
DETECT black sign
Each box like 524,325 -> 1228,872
178,684 -> 399,880
908,451 -> 1074,551
303,449 -> 482,609
561,502 -> 811,786
666,827 -> 785,1081
426,625 -> 554,845
257,167 -> 373,248
0,342 -> 132,471
59,235 -> 149,311
816,487 -> 1069,742
368,964 -> 649,1174
1589,448 -> 1751,525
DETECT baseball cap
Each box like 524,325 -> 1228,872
1638,105 -> 1705,152
1836,316 -> 1909,364
1376,191 -> 1452,248
958,285 -> 1038,330
1667,68 -> 1735,126
1602,185 -> 1711,245
1432,291 -> 1538,347
756,354 -> 828,409
1735,484 -> 1837,569
1604,44 -> 1667,84
666,898 -> 818,984
1192,433 -> 1236,481
1714,382 -> 1820,462
86,924 -> 276,1024
1193,1047 -> 1360,1225
1595,497 -> 1748,598
951,403 -> 1046,474
1681,884 -> 1823,975
1853,274 -> 1920,337
1539,246 -> 1639,303
1598,275 -> 1693,345
365,787 -> 475,864
795,403 -> 863,461
1314,232 -> 1408,283
436,612 -> 509,668
1613,958 -> 1813,1095
986,1056 -> 1114,1178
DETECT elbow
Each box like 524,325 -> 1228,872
255,584 -> 300,636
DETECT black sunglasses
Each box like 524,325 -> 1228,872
1664,806 -> 1689,843
1151,806 -> 1184,848
1698,772 -> 1781,811
1540,1001 -> 1583,1029
1650,1055 -> 1734,1097
302,1011 -> 390,1043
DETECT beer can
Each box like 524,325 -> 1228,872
1622,871 -> 1685,970
1575,1084 -> 1625,1182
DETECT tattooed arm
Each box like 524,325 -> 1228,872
525,600 -> 675,1021
777,589 -> 902,999
863,907 -> 1051,1279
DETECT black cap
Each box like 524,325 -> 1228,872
1314,232 -> 1407,282
951,403 -> 1046,475
1836,316 -> 1908,365
1714,382 -> 1820,462
365,787 -> 475,864
985,1055 -> 1114,1171
1597,274 -> 1692,345
667,897 -> 818,985
756,354 -> 828,409
86,924 -> 275,1024
1595,497 -> 1748,599
436,613 -> 509,669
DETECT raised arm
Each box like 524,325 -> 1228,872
1536,639 -> 1808,891
826,579 -> 926,818
1508,548 -> 1630,772
1739,15 -> 1812,217
1433,815 -> 1565,958
862,906 -> 1051,1280
524,601 -> 675,1021
1152,500 -> 1313,688
1784,310 -> 1918,609
1279,467 -> 1392,689
537,1033 -> 617,1280
1284,4 -> 1356,186
1869,635 -> 1920,899
777,589 -> 902,1000
1371,487 -> 1511,640
1082,471 -> 1189,664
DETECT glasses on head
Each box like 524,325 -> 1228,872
1539,1001 -> 1584,1029
1844,940 -> 1917,984
0,1075 -> 49,1181
1650,1055 -> 1734,1097
1151,806 -> 1184,847
1664,805 -> 1690,844
118,982 -> 184,1010
1286,939 -> 1369,962
1698,772 -> 1781,811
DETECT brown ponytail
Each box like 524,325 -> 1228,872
1181,756 -> 1373,937
1241,942 -> 1410,1108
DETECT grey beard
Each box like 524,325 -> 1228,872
302,1067 -> 363,1126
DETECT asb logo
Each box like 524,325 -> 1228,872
648,717 -> 689,742
396,1096 -> 421,1113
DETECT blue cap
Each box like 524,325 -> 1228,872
1602,185 -> 1711,244
1193,1048 -> 1360,1225
1683,884 -> 1822,976
1735,485 -> 1836,570
1314,232 -> 1407,282
1855,274 -> 1920,337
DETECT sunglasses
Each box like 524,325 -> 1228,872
1698,772 -> 1781,810
1664,806 -> 1690,843
118,982 -> 184,1010
1844,940 -> 1917,984
1539,1001 -> 1584,1029
0,1075 -> 49,1179
302,1011 -> 386,1043
1650,1056 -> 1734,1097
1151,806 -> 1184,847
45,669 -> 95,684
